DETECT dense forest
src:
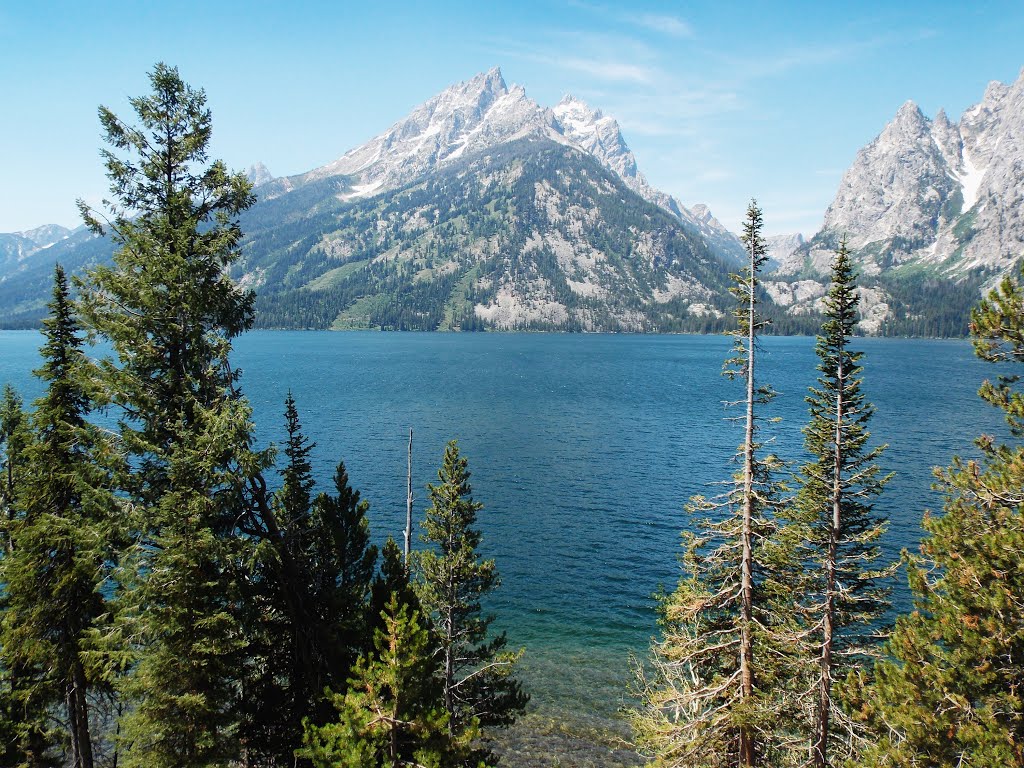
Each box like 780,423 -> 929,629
2,64 -> 1024,768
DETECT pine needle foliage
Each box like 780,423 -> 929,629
0,385 -> 29,555
299,594 -> 465,768
0,267 -> 119,768
241,397 -> 379,766
415,440 -> 527,758
632,201 -> 796,768
786,242 -> 892,768
75,63 -> 261,768
851,268 -> 1024,766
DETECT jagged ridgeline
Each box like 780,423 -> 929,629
765,68 -> 1024,335
0,68 -> 754,332
244,138 -> 735,332
8,66 -> 1024,334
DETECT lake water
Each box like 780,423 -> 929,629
0,330 -> 1008,730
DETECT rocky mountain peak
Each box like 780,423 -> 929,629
552,95 -> 635,178
818,97 -> 955,256
251,69 -> 746,264
246,162 -> 275,187
768,67 -> 1024,332
19,223 -> 72,248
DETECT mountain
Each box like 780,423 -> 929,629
767,68 -> 1024,334
235,69 -> 752,331
242,137 -> 736,332
765,233 -> 805,270
0,223 -> 74,292
258,68 -> 744,261
0,68 -> 753,332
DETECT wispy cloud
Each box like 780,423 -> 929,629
568,1 -> 695,39
555,56 -> 655,83
488,35 -> 659,84
717,28 -> 937,84
633,13 -> 694,39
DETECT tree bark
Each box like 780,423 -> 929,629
68,659 -> 94,768
405,427 -> 413,564
739,237 -> 757,768
813,344 -> 845,768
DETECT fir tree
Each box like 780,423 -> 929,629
241,398 -> 379,766
371,537 -> 421,638
852,269 -> 1024,766
415,440 -> 527,756
0,266 -> 118,768
0,386 -> 61,768
788,242 -> 891,767
632,201 -> 792,768
299,594 -> 463,768
76,63 -> 260,768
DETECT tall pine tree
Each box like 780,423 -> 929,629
0,385 -> 61,768
76,63 -> 260,768
632,201 -> 793,768
788,242 -> 891,768
242,395 -> 379,767
853,269 -> 1024,766
0,266 -> 118,768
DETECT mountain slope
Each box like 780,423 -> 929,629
767,68 -> 1024,334
259,68 -> 745,263
243,138 -> 735,332
0,68 -> 750,332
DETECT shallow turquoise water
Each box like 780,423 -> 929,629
0,330 -> 1006,725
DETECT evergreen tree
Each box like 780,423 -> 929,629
241,398 -> 379,766
0,386 -> 60,768
632,201 -> 793,768
371,537 -> 421,637
853,269 -> 1024,766
788,242 -> 891,767
0,266 -> 118,768
0,385 -> 28,555
299,594 -> 463,768
414,440 -> 527,756
76,63 -> 260,768
309,460 -> 379,688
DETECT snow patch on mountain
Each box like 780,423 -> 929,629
265,68 -> 743,262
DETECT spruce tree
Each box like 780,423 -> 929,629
415,440 -> 527,756
632,201 -> 792,768
0,266 -> 118,768
853,270 -> 1024,766
0,386 -> 61,768
76,63 -> 260,768
788,242 -> 891,768
241,398 -> 379,766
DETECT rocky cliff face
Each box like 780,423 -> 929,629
257,68 -> 744,264
768,68 -> 1024,333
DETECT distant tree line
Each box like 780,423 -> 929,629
0,64 -> 525,768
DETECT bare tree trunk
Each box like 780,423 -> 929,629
444,598 -> 456,737
405,427 -> 413,565
739,241 -> 757,768
68,660 -> 94,768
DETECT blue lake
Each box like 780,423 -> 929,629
0,330 -> 1008,728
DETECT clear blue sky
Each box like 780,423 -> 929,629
1,1 -> 1022,237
